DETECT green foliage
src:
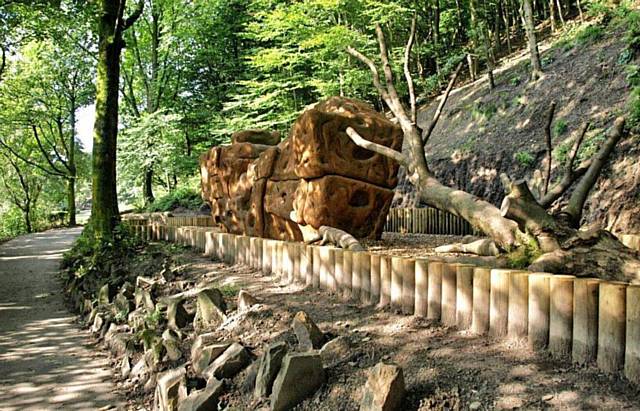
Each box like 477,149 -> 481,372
507,235 -> 542,269
515,151 -> 535,167
470,102 -> 497,123
146,188 -> 204,213
218,283 -> 240,298
553,119 -> 569,136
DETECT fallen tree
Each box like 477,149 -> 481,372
346,20 -> 640,283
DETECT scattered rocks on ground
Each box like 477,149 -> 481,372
360,362 -> 405,411
270,351 -> 325,411
238,289 -> 259,311
192,340 -> 232,376
177,378 -> 225,411
292,311 -> 325,350
98,283 -> 110,306
194,288 -> 227,332
162,329 -> 183,361
254,341 -> 288,399
154,367 -> 187,411
203,342 -> 252,380
319,336 -> 351,368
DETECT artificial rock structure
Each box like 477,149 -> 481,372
200,97 -> 403,241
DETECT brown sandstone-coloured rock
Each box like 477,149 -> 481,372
319,336 -> 352,368
360,363 -> 406,411
192,341 -> 231,376
203,342 -> 252,380
237,290 -> 259,311
232,129 -> 281,145
200,96 -> 401,242
254,341 -> 288,399
153,367 -> 187,411
177,378 -> 225,411
292,311 -> 325,351
270,352 -> 325,411
193,288 -> 227,332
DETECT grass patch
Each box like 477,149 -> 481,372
553,118 -> 569,136
506,235 -> 542,269
515,151 -> 535,167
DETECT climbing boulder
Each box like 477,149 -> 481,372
200,96 -> 402,241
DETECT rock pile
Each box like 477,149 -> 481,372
199,96 -> 403,242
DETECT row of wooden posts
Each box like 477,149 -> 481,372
129,221 -> 640,385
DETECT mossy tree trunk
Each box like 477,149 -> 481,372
91,0 -> 143,239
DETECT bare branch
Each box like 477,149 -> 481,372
566,121 -> 589,173
563,117 -> 626,226
422,60 -> 464,145
346,46 -> 390,103
345,127 -> 409,168
375,24 -> 404,116
543,101 -> 556,195
404,15 -> 417,125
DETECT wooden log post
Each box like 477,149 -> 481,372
323,247 -> 337,292
370,254 -> 381,305
352,251 -> 363,301
271,240 -> 279,277
528,273 -> 551,350
301,244 -> 313,286
415,259 -> 429,317
205,231 -> 216,257
342,250 -> 353,300
456,264 -> 474,330
312,246 -> 321,288
333,248 -> 344,295
572,278 -> 600,365
441,262 -> 457,327
327,247 -> 337,291
379,255 -> 391,307
390,257 -> 404,310
284,242 -> 295,284
167,226 -> 176,243
472,267 -> 491,334
549,275 -> 575,359
274,241 -> 283,278
359,252 -> 372,304
489,269 -> 512,338
508,272 -> 529,340
262,239 -> 272,274
625,284 -> 640,383
402,258 -> 416,315
292,242 -> 301,283
597,281 -> 627,373
427,261 -> 443,320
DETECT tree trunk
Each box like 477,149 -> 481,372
91,0 -> 142,238
24,205 -> 32,233
67,178 -> 76,226
144,166 -> 155,206
549,0 -> 557,31
522,0 -> 543,80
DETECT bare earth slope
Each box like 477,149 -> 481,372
0,228 -> 121,410
396,21 -> 639,233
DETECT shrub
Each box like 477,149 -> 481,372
553,119 -> 569,136
146,188 -> 204,212
515,151 -> 535,167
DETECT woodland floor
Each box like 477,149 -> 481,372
118,240 -> 640,410
0,228 -> 122,411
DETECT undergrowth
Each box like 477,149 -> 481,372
507,235 -> 542,269
145,188 -> 204,213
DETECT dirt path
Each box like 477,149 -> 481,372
0,228 -> 121,411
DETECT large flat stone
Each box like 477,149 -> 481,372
270,352 -> 325,411
254,341 -> 288,398
360,363 -> 405,411
153,367 -> 187,411
177,379 -> 224,411
203,342 -> 252,380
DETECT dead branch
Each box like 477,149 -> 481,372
404,15 -> 418,125
375,24 -> 404,116
543,101 -> 557,195
501,179 -> 561,237
422,60 -> 464,145
345,127 -> 409,168
539,122 -> 590,208
562,117 -> 626,226
346,46 -> 390,103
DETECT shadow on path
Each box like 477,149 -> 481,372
0,228 -> 122,410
